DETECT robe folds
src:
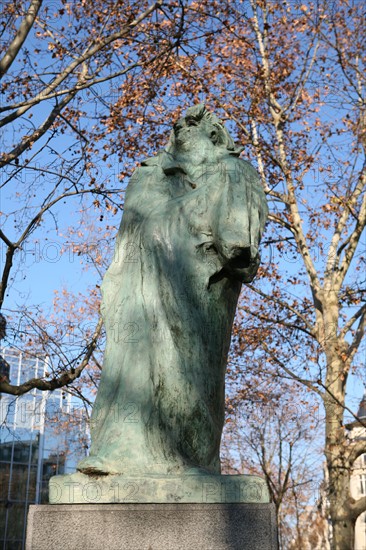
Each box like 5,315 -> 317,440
77,149 -> 268,476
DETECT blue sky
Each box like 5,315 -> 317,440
0,0 -> 364,426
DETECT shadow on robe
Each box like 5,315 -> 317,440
77,149 -> 268,476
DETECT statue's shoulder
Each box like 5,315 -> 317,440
126,152 -> 166,191
219,153 -> 260,184
225,153 -> 255,169
140,157 -> 158,167
141,151 -> 187,178
140,151 -> 166,168
125,151 -> 173,207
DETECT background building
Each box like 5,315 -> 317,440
0,347 -> 88,550
348,393 -> 366,550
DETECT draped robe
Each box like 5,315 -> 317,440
77,149 -> 268,476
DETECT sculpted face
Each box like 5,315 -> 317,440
172,115 -> 218,152
166,104 -> 241,175
166,103 -> 240,161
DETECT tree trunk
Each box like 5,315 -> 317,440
331,515 -> 355,550
321,294 -> 356,550
325,384 -> 355,550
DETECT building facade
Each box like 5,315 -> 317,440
0,347 -> 88,550
348,393 -> 366,550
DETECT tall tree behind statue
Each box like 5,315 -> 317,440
166,2 -> 365,549
0,1 -> 364,547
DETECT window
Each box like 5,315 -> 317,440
360,474 -> 366,495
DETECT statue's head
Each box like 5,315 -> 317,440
166,104 -> 242,157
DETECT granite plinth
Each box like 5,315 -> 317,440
26,503 -> 278,550
49,472 -> 270,504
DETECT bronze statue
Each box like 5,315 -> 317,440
76,104 -> 268,477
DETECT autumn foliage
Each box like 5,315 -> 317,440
0,1 -> 365,549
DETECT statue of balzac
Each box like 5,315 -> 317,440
77,104 -> 268,477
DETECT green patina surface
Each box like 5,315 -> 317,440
57,105 -> 268,495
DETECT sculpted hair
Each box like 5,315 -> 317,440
166,103 -> 243,156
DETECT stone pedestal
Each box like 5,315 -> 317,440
26,503 -> 278,550
27,473 -> 278,548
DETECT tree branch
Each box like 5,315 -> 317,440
339,303 -> 366,341
348,496 -> 366,521
0,0 -> 43,79
326,172 -> 365,288
318,381 -> 366,428
346,309 -> 366,363
0,229 -> 15,248
348,440 -> 366,465
259,339 -> 323,396
267,213 -> 295,233
0,245 -> 17,309
245,284 -> 315,334
335,186 -> 366,292
0,1 -> 163,128
0,91 -> 76,168
0,317 -> 103,396
239,304 -> 314,338
284,39 -> 319,115
0,186 -> 115,305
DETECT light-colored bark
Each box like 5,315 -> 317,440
248,4 -> 366,548
0,0 -> 43,78
0,1 -> 163,129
